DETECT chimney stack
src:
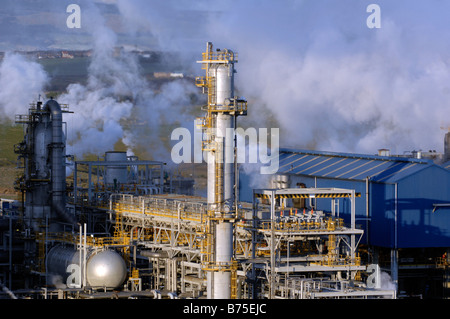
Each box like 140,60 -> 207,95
445,131 -> 450,162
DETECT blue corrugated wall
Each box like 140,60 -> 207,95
395,165 -> 450,248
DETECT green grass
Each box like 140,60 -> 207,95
0,120 -> 23,166
0,120 -> 22,198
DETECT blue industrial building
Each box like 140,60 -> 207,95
241,148 -> 450,249
239,147 -> 450,297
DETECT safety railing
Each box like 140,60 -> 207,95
201,50 -> 238,63
36,231 -> 130,248
111,195 -> 209,226
258,217 -> 345,233
310,254 -> 361,268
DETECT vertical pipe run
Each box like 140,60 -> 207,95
392,183 -> 399,289
365,177 -> 370,245
43,99 -> 77,228
83,223 -> 87,288
43,100 -> 64,216
269,190 -> 276,299
350,190 -> 356,261
79,224 -> 82,287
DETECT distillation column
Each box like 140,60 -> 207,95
15,99 -> 75,233
196,42 -> 247,298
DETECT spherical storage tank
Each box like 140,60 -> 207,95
47,246 -> 127,289
86,250 -> 127,289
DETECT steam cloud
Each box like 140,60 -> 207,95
113,0 -> 450,157
0,0 -> 200,163
204,0 -> 450,155
1,0 -> 450,164
0,53 -> 48,118
60,1 -> 198,161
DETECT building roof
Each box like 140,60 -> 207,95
277,148 -> 434,183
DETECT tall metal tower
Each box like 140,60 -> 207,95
196,42 -> 247,298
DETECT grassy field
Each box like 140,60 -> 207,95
0,120 -> 22,165
0,121 -> 23,199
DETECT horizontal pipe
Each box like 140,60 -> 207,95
140,250 -> 169,258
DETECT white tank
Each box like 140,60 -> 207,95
214,222 -> 233,299
215,63 -> 236,206
46,246 -> 127,290
87,250 -> 127,289
216,65 -> 233,106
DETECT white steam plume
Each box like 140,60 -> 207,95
204,0 -> 450,155
0,53 -> 48,119
0,1 -> 202,163
380,271 -> 396,290
3,1 -> 449,164
58,1 -> 199,161
112,0 -> 450,162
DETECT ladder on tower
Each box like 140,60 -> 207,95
215,141 -> 224,210
230,260 -> 238,299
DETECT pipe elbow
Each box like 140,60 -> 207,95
43,99 -> 62,119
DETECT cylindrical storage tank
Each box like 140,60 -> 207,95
46,246 -> 127,290
215,63 -> 235,206
216,64 -> 234,106
207,151 -> 216,205
46,246 -> 81,287
214,272 -> 231,299
214,221 -> 233,299
216,222 -> 233,263
105,151 -> 128,185
217,113 -> 235,205
25,119 -> 52,227
206,65 -> 217,207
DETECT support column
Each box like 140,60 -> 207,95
443,248 -> 450,298
391,248 -> 398,291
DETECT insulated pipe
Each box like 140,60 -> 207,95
43,99 -> 77,227
213,61 -> 235,299
46,245 -> 127,289
214,222 -> 233,299
44,99 -> 64,210
216,64 -> 235,208
0,280 -> 17,299
140,250 -> 169,258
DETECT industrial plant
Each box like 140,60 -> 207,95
0,42 -> 448,300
